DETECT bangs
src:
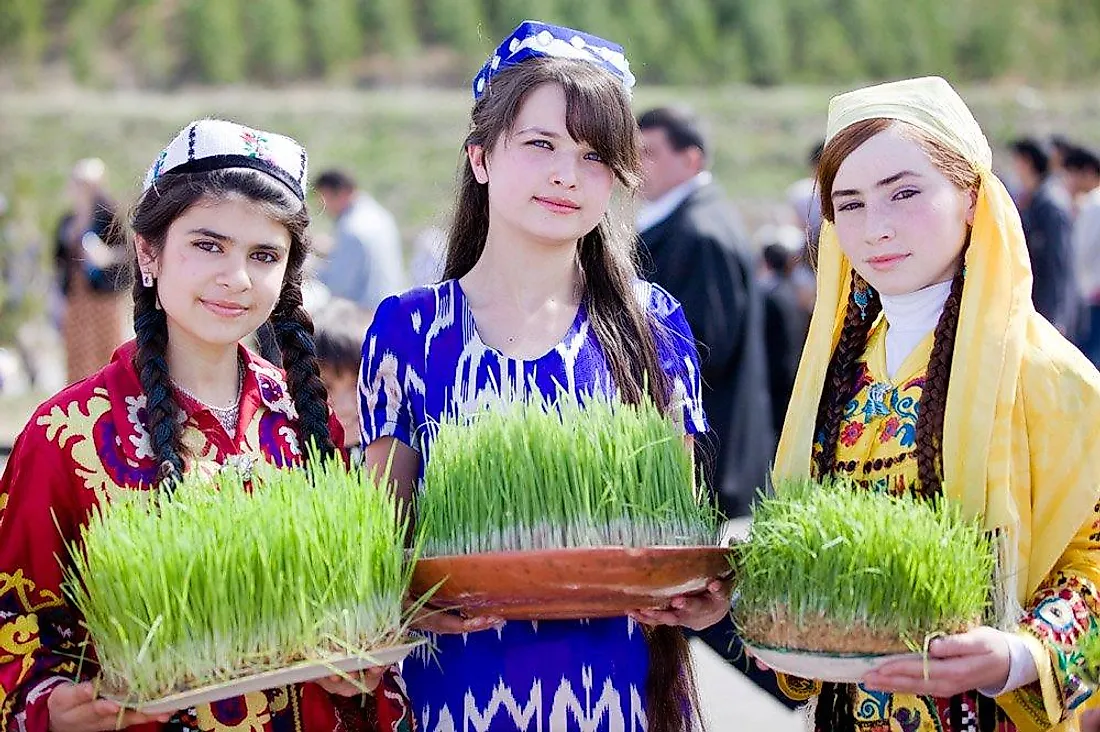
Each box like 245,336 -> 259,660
560,69 -> 641,188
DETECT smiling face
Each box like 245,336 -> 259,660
468,82 -> 615,249
829,125 -> 976,297
138,195 -> 291,353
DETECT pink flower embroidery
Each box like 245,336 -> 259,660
879,416 -> 901,443
840,421 -> 864,447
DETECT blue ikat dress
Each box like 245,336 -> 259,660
358,279 -> 707,732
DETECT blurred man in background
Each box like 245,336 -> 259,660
314,170 -> 405,313
1064,146 -> 1100,365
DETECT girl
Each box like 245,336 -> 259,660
0,120 -> 413,732
772,77 -> 1100,730
359,21 -> 729,732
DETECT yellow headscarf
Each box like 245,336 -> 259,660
774,77 -> 1100,614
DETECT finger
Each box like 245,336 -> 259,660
631,609 -> 681,626
928,631 -> 995,658
869,655 -> 984,682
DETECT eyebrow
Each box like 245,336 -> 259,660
832,170 -> 922,198
188,228 -> 287,251
515,126 -> 564,139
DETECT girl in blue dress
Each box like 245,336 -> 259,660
359,22 -> 731,732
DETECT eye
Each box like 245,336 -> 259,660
194,239 -> 222,253
893,188 -> 920,201
836,200 -> 864,213
584,151 -> 606,164
252,250 -> 280,264
528,139 -> 553,151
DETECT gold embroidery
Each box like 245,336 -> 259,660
777,672 -> 821,702
0,570 -> 62,613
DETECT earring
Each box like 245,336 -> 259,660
853,279 -> 873,321
141,270 -> 154,288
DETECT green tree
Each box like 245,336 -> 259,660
185,0 -> 247,84
132,0 -> 176,86
67,0 -> 120,84
303,0 -> 363,76
360,0 -> 419,58
424,0 -> 486,59
739,0 -> 789,85
245,0 -> 307,82
1,0 -> 47,82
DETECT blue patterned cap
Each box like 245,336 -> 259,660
143,119 -> 308,202
472,20 -> 635,101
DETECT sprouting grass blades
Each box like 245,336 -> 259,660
63,448 -> 420,704
733,476 -> 994,654
416,392 -> 718,557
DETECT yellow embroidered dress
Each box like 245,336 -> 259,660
792,317 -> 1100,731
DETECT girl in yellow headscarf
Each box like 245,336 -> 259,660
772,76 -> 1100,731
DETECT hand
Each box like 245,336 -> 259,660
1081,707 -> 1100,732
314,667 -> 386,697
410,604 -> 504,635
48,681 -> 171,732
861,626 -> 1011,696
629,579 -> 732,631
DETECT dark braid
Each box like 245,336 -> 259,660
813,682 -> 855,732
813,273 -> 881,480
976,694 -> 999,731
131,275 -> 185,488
948,695 -> 963,730
913,271 -> 964,497
269,270 -> 336,459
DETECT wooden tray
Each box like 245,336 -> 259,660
411,546 -> 732,620
106,639 -> 425,714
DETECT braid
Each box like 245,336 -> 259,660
131,276 -> 185,488
813,682 -> 855,732
914,272 -> 964,497
270,272 -> 336,460
813,274 -> 881,480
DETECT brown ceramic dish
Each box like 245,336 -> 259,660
410,546 -> 732,620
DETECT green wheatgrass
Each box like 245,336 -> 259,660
64,449 -> 416,702
1073,627 -> 1100,688
417,393 -> 717,557
732,476 -> 994,651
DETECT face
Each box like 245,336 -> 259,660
468,83 -> 615,248
139,196 -> 292,352
638,127 -> 702,201
319,365 -> 359,447
830,126 -> 975,297
317,186 -> 353,219
1011,153 -> 1041,195
1064,169 -> 1099,197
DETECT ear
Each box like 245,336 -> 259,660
684,146 -> 706,175
135,235 -> 160,277
964,187 -> 978,227
467,144 -> 489,185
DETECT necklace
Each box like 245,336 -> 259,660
172,358 -> 246,438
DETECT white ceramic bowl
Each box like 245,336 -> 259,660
106,640 -> 426,714
743,642 -> 918,684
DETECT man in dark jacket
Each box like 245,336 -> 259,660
1011,138 -> 1078,335
636,107 -> 773,520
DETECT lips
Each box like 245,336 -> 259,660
201,299 -> 249,317
534,196 -> 580,213
866,253 -> 910,269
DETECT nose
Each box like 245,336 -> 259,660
552,153 -> 578,189
216,255 -> 252,292
864,203 -> 894,244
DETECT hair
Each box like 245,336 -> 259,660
1010,137 -> 1051,179
130,168 -> 335,487
808,139 -> 825,169
313,169 -> 357,192
762,243 -> 793,276
1063,146 -> 1100,176
812,118 -> 979,730
314,298 -> 372,375
637,106 -> 708,158
443,56 -> 699,732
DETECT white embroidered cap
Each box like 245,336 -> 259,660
143,119 -> 309,202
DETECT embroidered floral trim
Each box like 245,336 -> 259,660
124,395 -> 154,460
249,363 -> 297,419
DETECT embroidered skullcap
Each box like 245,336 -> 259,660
143,119 -> 308,202
825,76 -> 992,170
472,20 -> 635,101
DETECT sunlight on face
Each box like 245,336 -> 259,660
145,196 -> 292,352
471,83 -> 615,249
830,125 -> 974,297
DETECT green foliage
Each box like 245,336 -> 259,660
64,450 -> 416,702
424,0 -> 486,59
417,393 -> 718,557
184,0 -> 247,84
245,0 -> 307,82
1,0 -> 47,79
733,477 -> 994,650
132,0 -> 175,86
304,0 -> 361,75
66,0 -> 121,84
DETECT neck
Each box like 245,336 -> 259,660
465,220 -> 583,311
164,323 -> 243,407
878,279 -> 954,379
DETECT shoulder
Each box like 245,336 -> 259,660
370,282 -> 457,332
634,280 -> 684,321
1018,314 -> 1100,405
